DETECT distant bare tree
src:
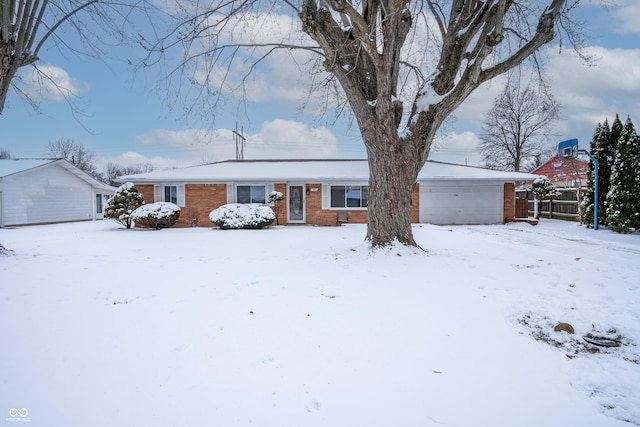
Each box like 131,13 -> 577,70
104,162 -> 155,186
0,148 -> 10,159
47,138 -> 98,176
479,73 -> 561,172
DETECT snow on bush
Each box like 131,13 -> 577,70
209,203 -> 275,229
132,202 -> 181,229
104,182 -> 144,229
268,191 -> 284,203
532,176 -> 561,199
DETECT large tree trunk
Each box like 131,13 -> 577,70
366,141 -> 419,247
298,0 -> 565,248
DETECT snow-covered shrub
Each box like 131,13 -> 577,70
268,191 -> 284,203
532,176 -> 561,201
132,202 -> 181,229
104,182 -> 144,229
268,191 -> 284,225
531,176 -> 561,219
209,203 -> 275,229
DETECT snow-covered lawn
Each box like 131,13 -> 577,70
1,220 -> 639,427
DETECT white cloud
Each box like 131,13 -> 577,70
19,64 -> 88,102
186,11 -> 321,108
133,119 -> 340,164
545,45 -> 640,138
429,131 -> 483,166
610,1 -> 640,34
448,76 -> 508,127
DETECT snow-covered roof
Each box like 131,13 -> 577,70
118,159 -> 539,183
419,161 -> 540,181
0,159 -> 54,178
0,159 -> 116,192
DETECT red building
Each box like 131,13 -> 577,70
529,157 -> 589,188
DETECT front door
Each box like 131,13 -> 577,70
288,185 -> 305,223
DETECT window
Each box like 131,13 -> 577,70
96,194 -> 103,214
164,186 -> 178,204
236,185 -> 266,204
330,185 -> 368,208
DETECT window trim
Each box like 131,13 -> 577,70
235,184 -> 267,204
154,183 -> 185,206
164,185 -> 178,205
328,184 -> 369,210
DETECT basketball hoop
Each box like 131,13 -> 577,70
558,139 -> 578,159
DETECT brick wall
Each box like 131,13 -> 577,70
135,184 -> 154,206
272,183 -> 287,225
411,184 -> 420,223
133,183 -> 227,228
303,183 -> 420,226
134,182 -> 422,227
183,184 -> 227,227
305,184 -> 336,226
503,182 -> 515,221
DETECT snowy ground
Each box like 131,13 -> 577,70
1,220 -> 639,427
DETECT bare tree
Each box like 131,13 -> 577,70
143,0 -> 584,248
104,162 -> 155,186
0,0 -> 150,114
480,73 -> 561,172
0,148 -> 10,159
47,138 -> 98,176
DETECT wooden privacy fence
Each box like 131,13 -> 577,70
515,188 -> 584,221
515,198 -> 529,218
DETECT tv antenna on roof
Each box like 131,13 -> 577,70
233,122 -> 246,161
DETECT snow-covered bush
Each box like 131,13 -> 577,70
132,202 -> 181,229
268,191 -> 284,225
104,182 -> 144,229
209,203 -> 275,229
532,176 -> 561,201
531,176 -> 561,219
268,191 -> 284,203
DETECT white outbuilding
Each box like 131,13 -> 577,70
0,159 -> 116,227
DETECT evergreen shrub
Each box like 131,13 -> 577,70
104,182 -> 144,229
132,202 -> 181,229
209,204 -> 275,229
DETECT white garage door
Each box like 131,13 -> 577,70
419,183 -> 503,225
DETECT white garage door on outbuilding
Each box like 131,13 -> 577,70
419,182 -> 503,225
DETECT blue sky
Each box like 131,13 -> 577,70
0,1 -> 638,172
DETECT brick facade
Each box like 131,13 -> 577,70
503,182 -> 515,221
296,183 -> 419,226
183,184 -> 227,227
133,181 -> 510,227
135,184 -> 155,208
134,183 -> 227,227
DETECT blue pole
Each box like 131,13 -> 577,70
579,149 -> 599,230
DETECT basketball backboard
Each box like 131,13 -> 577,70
558,139 -> 578,159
